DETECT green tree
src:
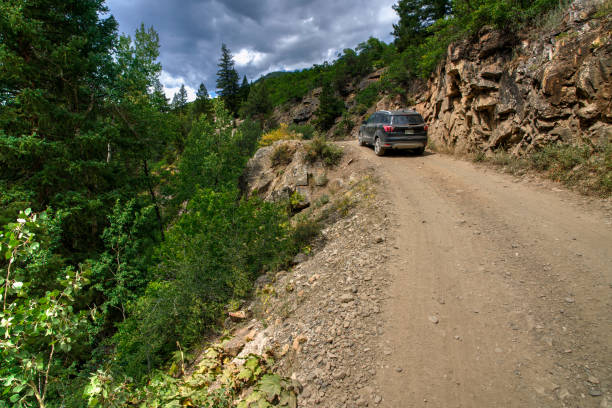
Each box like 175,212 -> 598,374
192,82 -> 212,119
216,44 -> 240,115
111,24 -> 169,241
0,0 -> 118,256
239,75 -> 250,104
151,79 -> 169,112
240,81 -> 273,123
170,84 -> 188,111
0,210 -> 88,407
314,82 -> 345,131
392,0 -> 452,50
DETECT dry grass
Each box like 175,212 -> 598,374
474,142 -> 612,197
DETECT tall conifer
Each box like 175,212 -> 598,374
216,44 -> 240,115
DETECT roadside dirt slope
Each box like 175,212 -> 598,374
360,142 -> 612,408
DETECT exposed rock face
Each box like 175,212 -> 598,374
243,140 -> 330,209
273,88 -> 322,126
415,0 -> 611,155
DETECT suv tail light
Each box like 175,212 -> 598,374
383,125 -> 394,132
424,124 -> 429,131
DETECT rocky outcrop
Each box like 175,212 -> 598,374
415,0 -> 611,155
243,140 -> 332,210
273,88 -> 322,126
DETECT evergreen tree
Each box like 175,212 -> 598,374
392,0 -> 452,50
0,0 -> 118,251
240,81 -> 273,122
192,82 -> 212,119
239,75 -> 250,103
314,81 -> 345,131
216,44 -> 240,115
151,79 -> 170,112
171,84 -> 189,111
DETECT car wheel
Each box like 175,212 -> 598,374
413,146 -> 425,155
358,132 -> 366,146
374,137 -> 386,156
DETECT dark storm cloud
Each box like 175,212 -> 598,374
105,0 -> 398,100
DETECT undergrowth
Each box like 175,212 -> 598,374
259,124 -> 301,147
476,142 -> 612,197
304,136 -> 343,166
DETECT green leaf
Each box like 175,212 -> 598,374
279,390 -> 297,408
257,375 -> 282,402
237,368 -> 253,381
245,356 -> 259,371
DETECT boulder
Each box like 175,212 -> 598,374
223,337 -> 246,357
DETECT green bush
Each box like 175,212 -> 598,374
355,83 -> 381,110
114,188 -> 293,378
288,123 -> 316,140
304,136 -> 344,166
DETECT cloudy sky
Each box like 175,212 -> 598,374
105,0 -> 399,101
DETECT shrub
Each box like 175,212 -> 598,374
355,83 -> 381,109
304,136 -> 343,166
113,189 -> 293,378
259,124 -> 301,147
291,216 -> 321,252
333,112 -> 354,139
270,144 -> 294,167
288,123 -> 316,140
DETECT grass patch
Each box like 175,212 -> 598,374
476,142 -> 612,197
304,135 -> 343,166
594,0 -> 612,19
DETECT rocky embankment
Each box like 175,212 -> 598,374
415,0 -> 611,154
225,142 -> 396,407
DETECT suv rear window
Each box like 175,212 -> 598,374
392,115 -> 423,125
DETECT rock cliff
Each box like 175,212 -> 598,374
415,0 -> 611,154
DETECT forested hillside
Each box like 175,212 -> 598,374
1,0 -> 606,406
0,1 -> 302,406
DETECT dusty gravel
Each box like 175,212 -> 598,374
361,143 -> 612,408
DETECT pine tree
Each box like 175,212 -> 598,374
192,83 -> 213,120
240,81 -> 272,122
314,81 -> 345,131
216,44 -> 240,115
239,75 -> 250,103
151,79 -> 169,112
171,84 -> 188,111
0,0 -> 118,246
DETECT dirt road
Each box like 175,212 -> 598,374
352,143 -> 612,407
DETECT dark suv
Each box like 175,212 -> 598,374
358,110 -> 428,156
